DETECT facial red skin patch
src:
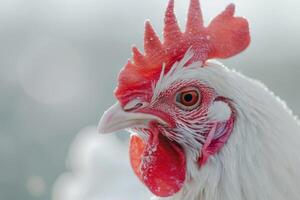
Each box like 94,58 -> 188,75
129,132 -> 186,197
129,104 -> 236,197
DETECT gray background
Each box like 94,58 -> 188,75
0,0 -> 299,199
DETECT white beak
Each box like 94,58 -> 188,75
97,103 -> 167,134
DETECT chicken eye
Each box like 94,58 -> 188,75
175,88 -> 201,110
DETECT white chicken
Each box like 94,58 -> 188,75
98,0 -> 300,199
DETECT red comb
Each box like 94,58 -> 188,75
115,0 -> 250,104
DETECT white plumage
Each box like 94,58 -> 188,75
152,56 -> 300,200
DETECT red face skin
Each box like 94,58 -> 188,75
117,80 -> 235,197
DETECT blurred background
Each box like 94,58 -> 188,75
0,0 -> 299,199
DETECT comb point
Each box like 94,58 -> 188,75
186,0 -> 204,34
224,3 -> 235,16
164,0 -> 182,44
132,46 -> 147,66
144,21 -> 163,56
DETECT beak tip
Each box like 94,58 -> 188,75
97,107 -> 115,134
97,119 -> 110,134
97,125 -> 104,134
97,102 -> 169,135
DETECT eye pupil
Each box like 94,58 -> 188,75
176,88 -> 200,110
183,94 -> 193,102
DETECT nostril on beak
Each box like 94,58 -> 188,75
123,100 -> 149,112
124,103 -> 143,112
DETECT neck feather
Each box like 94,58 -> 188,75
154,62 -> 300,200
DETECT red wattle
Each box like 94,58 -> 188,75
129,134 -> 186,197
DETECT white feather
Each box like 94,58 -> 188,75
208,101 -> 231,122
151,52 -> 300,200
